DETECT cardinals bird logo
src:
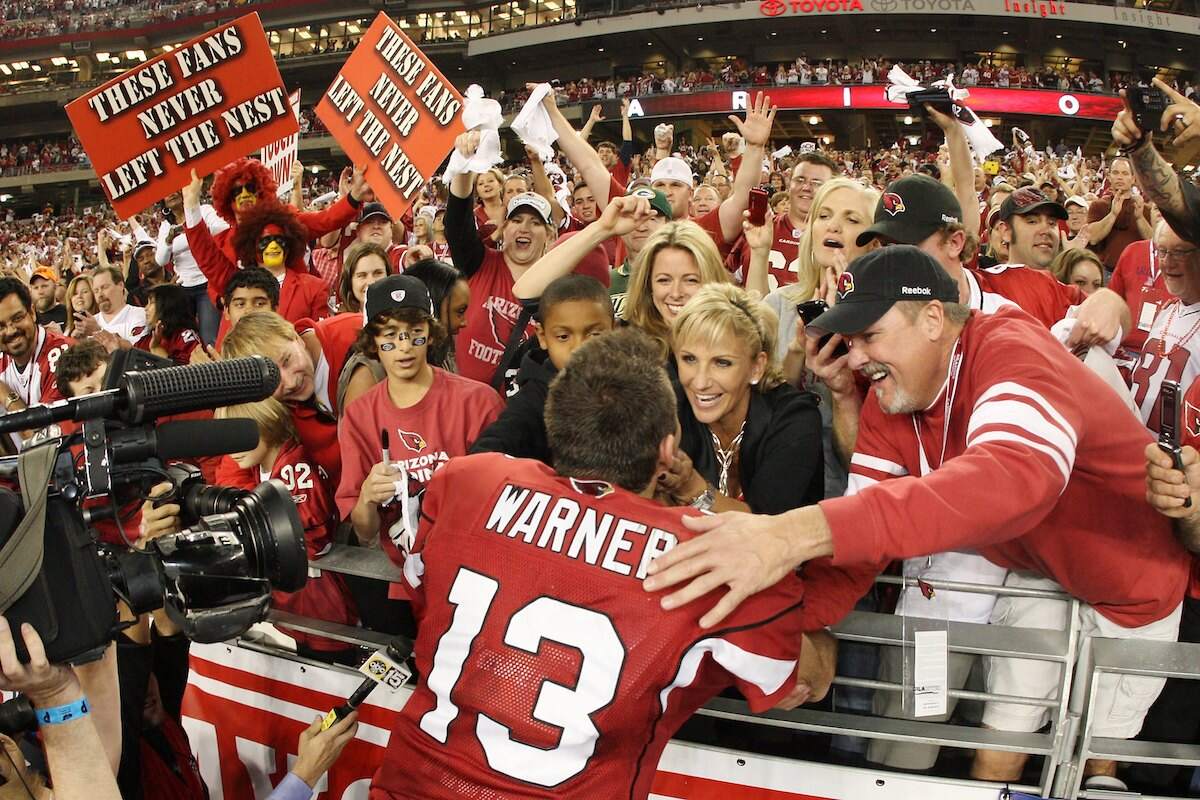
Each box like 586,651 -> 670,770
395,428 -> 428,452
836,271 -> 855,299
882,192 -> 906,216
1186,401 -> 1200,440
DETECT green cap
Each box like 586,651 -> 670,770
626,186 -> 673,221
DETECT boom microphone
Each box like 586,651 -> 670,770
0,357 -> 280,434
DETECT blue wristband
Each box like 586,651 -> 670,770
36,697 -> 89,726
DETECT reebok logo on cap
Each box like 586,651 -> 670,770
882,192 -> 906,216
836,271 -> 855,299
901,286 -> 931,295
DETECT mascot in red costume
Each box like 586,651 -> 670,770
229,201 -> 329,323
181,158 -> 365,316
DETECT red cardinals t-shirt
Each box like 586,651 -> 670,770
455,249 -> 609,385
267,440 -> 358,651
336,370 -> 504,594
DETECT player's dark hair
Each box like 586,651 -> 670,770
545,328 -> 674,492
355,307 -> 446,361
55,339 -> 110,398
223,267 -> 280,309
794,151 -> 840,174
538,274 -> 613,324
148,284 -> 197,340
0,277 -> 32,311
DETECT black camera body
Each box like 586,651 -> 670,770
1128,83 -> 1169,134
0,356 -> 308,665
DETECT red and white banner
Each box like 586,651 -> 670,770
181,642 -> 1001,799
261,88 -> 302,198
620,85 -> 1121,122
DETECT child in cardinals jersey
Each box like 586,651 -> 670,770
217,397 -> 359,661
144,284 -> 202,365
337,275 -> 503,598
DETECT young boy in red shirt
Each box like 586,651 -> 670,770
337,275 -> 503,595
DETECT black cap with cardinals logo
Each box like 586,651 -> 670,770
856,174 -> 963,247
807,245 -> 960,336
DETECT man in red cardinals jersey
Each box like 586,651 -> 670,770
1109,222 -> 1176,377
1119,219 -> 1200,794
0,278 -> 70,443
726,150 -> 840,289
370,329 -> 857,800
649,247 -> 1189,787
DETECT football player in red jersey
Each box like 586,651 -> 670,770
0,277 -> 71,442
369,328 -> 855,800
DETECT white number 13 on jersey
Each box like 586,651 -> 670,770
419,568 -> 626,787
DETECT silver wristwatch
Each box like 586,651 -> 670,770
690,486 -> 715,513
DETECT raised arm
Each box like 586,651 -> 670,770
718,92 -> 777,243
536,87 -> 613,208
512,194 -> 652,299
928,104 -> 981,240
526,148 -> 565,228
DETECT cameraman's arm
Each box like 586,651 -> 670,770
0,617 -> 122,800
73,642 -> 121,775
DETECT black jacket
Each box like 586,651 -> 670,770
677,380 -> 824,514
470,347 -> 557,464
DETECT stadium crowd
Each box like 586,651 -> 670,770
1,54 -> 1200,800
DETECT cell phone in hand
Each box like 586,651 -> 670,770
1127,83 -> 1169,134
1158,379 -> 1192,508
795,299 -> 849,358
748,188 -> 769,227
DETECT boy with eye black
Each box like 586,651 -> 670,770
471,274 -> 614,464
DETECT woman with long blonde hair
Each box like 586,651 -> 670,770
763,177 -> 879,499
662,282 -> 825,514
621,220 -> 731,349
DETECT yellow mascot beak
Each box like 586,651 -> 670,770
261,241 -> 285,269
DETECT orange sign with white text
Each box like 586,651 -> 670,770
65,13 -> 296,218
316,12 -> 465,220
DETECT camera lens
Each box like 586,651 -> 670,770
0,696 -> 35,736
233,480 -> 307,593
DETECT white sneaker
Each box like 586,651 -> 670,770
1083,775 -> 1129,793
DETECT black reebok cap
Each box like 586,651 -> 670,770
995,185 -> 1068,222
856,174 -> 963,247
808,245 -> 960,336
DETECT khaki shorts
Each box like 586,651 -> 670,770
982,572 -> 1182,739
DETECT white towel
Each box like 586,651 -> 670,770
442,85 -> 505,184
511,82 -> 559,161
886,67 -> 1003,162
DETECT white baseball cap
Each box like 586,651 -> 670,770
650,157 -> 695,188
1064,195 -> 1089,209
506,192 -> 554,225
